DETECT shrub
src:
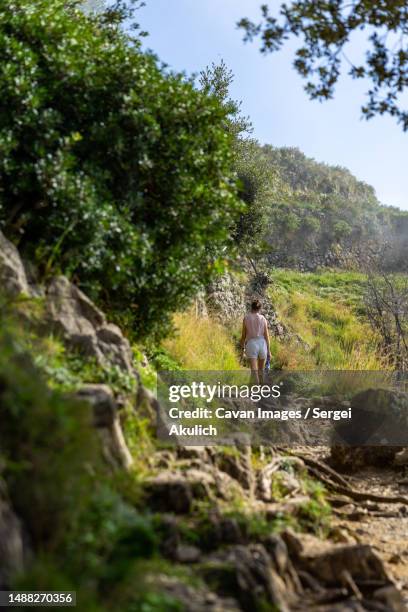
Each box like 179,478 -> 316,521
0,0 -> 241,339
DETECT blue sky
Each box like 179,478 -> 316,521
139,0 -> 407,211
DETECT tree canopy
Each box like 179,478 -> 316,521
239,1 -> 408,129
0,0 -> 242,338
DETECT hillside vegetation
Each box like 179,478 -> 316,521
268,270 -> 383,370
164,270 -> 384,372
1,2 -> 407,610
259,146 -> 408,271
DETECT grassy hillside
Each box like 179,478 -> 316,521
268,270 -> 384,370
163,310 -> 242,371
163,270 -> 384,372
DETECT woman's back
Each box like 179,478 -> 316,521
244,312 -> 267,340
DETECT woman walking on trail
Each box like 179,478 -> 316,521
240,299 -> 271,383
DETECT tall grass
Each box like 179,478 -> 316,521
164,310 -> 242,370
269,270 -> 386,370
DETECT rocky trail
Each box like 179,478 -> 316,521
140,439 -> 408,611
279,445 -> 408,608
326,457 -> 408,601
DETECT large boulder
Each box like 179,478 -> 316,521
46,276 -> 134,374
331,388 -> 408,471
0,231 -> 31,298
75,384 -> 133,470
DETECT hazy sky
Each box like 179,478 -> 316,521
140,0 -> 407,211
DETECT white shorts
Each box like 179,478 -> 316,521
246,337 -> 267,360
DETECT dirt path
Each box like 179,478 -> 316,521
309,447 -> 408,605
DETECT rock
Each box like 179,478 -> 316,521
75,384 -> 133,470
331,388 -> 408,471
263,534 -> 303,596
96,323 -> 135,373
0,230 -> 31,297
330,445 -> 399,472
155,514 -> 181,558
145,464 -> 247,515
178,446 -> 210,461
0,480 -> 28,588
46,276 -> 135,374
144,470 -> 211,514
77,384 -> 117,427
135,384 -> 160,424
148,574 -> 241,612
213,445 -> 255,494
211,467 -> 247,502
281,528 -> 334,561
336,388 -> 408,446
373,585 -> 406,611
213,516 -> 244,545
263,534 -> 289,575
394,448 -> 408,466
304,545 -> 389,586
206,272 -> 245,324
200,544 -> 292,612
175,544 -> 201,563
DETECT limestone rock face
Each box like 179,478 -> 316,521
0,231 -> 31,298
206,272 -> 246,323
245,272 -> 288,339
46,276 -> 134,374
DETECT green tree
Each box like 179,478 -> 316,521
0,0 -> 241,338
239,1 -> 408,129
199,62 -> 275,262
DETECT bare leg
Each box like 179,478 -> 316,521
249,358 -> 259,384
258,358 -> 266,384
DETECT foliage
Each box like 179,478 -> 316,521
0,311 -> 191,610
199,62 -> 275,259
260,145 -> 400,268
199,60 -> 252,140
364,271 -> 408,369
0,0 -> 241,339
239,1 -> 408,129
233,139 -> 278,258
269,270 -> 384,369
164,310 -> 242,370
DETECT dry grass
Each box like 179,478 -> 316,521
269,270 -> 386,370
164,310 -> 242,370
